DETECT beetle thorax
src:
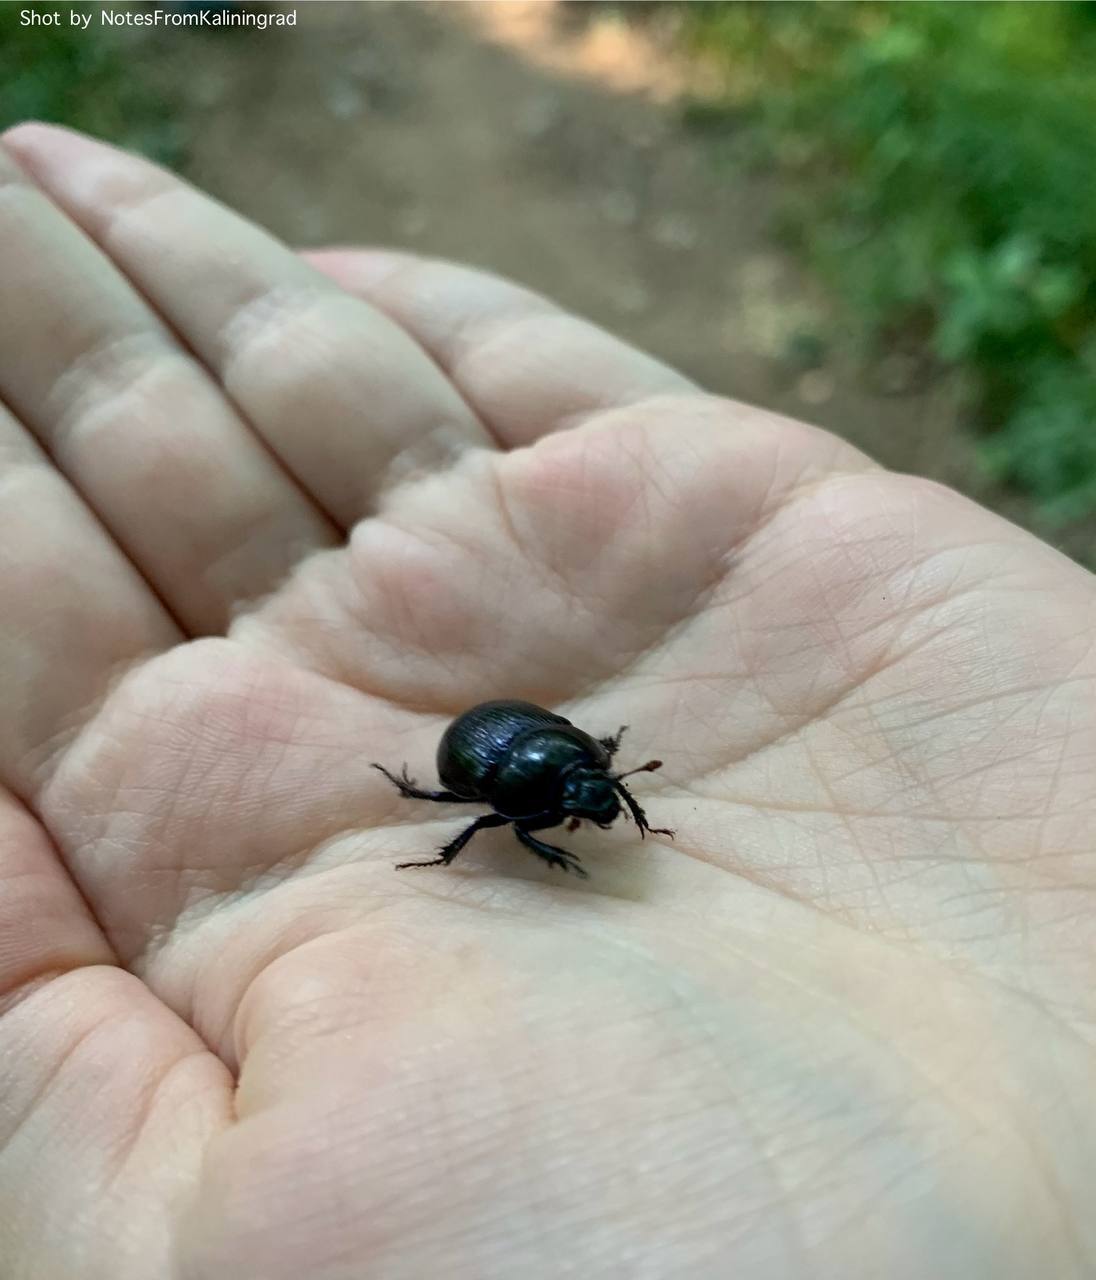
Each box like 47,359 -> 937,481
486,727 -> 603,819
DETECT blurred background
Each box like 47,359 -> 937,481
3,0 -> 1094,563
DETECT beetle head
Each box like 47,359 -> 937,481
560,769 -> 621,827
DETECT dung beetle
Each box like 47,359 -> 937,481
373,699 -> 673,879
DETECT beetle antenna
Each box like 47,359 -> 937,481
612,759 -> 662,782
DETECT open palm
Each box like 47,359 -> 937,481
1,126 -> 1094,1280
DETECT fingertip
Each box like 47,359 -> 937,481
0,122 -> 123,196
1,123 -> 158,202
0,118 -> 47,149
301,246 -> 425,293
1,120 -> 83,161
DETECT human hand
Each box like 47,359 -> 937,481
1,124 -> 1094,1280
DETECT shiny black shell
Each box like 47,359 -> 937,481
437,700 -> 611,819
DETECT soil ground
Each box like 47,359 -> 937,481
129,0 -> 1090,562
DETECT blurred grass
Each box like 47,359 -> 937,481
681,1 -> 1096,523
0,5 -> 181,161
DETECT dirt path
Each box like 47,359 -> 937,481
135,0 -> 1082,556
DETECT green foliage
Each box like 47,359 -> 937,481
0,7 -> 181,162
684,1 -> 1096,520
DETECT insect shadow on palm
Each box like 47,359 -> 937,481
373,700 -> 673,879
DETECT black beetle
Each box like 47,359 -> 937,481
373,700 -> 673,879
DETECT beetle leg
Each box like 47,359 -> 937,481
614,779 -> 674,840
513,825 -> 589,879
598,725 -> 628,758
396,812 -> 512,870
372,763 -> 480,804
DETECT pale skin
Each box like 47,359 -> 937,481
0,124 -> 1094,1280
